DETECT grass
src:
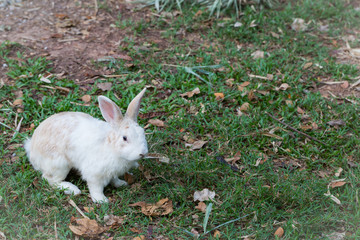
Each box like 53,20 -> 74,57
1,0 -> 360,239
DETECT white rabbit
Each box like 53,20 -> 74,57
24,88 -> 148,203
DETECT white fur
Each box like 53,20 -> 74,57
24,89 -> 148,203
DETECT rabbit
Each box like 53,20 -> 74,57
24,88 -> 148,203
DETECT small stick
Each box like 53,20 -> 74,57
94,0 -> 98,16
68,199 -> 89,219
266,112 -> 328,146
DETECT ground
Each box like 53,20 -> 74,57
1,0 -> 360,239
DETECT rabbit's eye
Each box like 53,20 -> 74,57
123,136 -> 127,141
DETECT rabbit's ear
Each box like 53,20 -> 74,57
125,88 -> 146,122
98,96 -> 123,124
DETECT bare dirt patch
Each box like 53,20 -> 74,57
0,0 -> 158,84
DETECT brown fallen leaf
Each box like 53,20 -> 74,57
193,188 -> 215,202
341,81 -> 349,89
124,172 -> 135,184
13,99 -> 23,106
129,198 -> 173,216
274,226 -> 284,238
69,218 -> 105,238
148,119 -> 165,127
214,92 -> 224,100
297,107 -> 305,114
330,181 -> 347,188
104,214 -> 125,228
130,227 -> 143,233
303,62 -> 313,70
275,83 -> 290,91
213,230 -> 221,238
225,78 -> 234,86
195,201 -> 207,212
132,236 -> 146,240
97,82 -> 112,91
83,207 -> 94,213
327,120 -> 346,127
291,18 -> 307,31
251,50 -> 265,59
180,87 -> 200,98
81,95 -> 91,103
240,102 -> 250,111
190,140 -> 208,151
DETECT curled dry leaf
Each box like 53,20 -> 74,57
291,18 -> 307,32
274,227 -> 284,238
69,218 -> 105,238
341,81 -> 349,89
251,50 -> 264,59
214,230 -> 221,238
335,167 -> 343,177
180,87 -> 200,98
225,78 -> 234,86
330,181 -> 347,188
189,140 -> 208,151
148,119 -> 165,127
240,102 -> 250,112
104,214 -> 125,228
275,83 -> 290,91
81,95 -> 91,103
124,172 -> 135,184
193,188 -> 215,202
195,201 -> 207,212
13,99 -> 23,106
191,228 -> 200,237
327,120 -> 346,127
129,198 -> 173,216
214,92 -> 224,100
97,82 -> 112,91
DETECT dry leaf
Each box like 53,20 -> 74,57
275,83 -> 290,91
225,78 -> 234,86
195,201 -> 207,212
330,181 -> 346,188
191,228 -> 200,237
124,172 -> 135,184
81,95 -> 91,103
146,153 -> 170,163
180,87 -> 200,98
224,152 -> 241,163
234,22 -> 243,27
274,227 -> 284,237
129,198 -> 173,216
240,102 -> 250,111
193,188 -> 215,202
214,230 -> 221,238
303,62 -> 313,70
240,81 -> 251,87
291,18 -> 307,31
104,214 -> 125,228
190,140 -> 207,150
327,120 -> 346,127
13,99 -> 23,106
341,81 -> 349,89
69,218 -> 105,238
297,107 -> 305,114
132,236 -> 146,240
251,50 -> 264,59
148,119 -> 165,127
335,167 -> 343,177
97,82 -> 112,91
83,207 -> 94,213
39,74 -> 52,83
214,92 -> 224,100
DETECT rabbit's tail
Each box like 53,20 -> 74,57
24,138 -> 32,158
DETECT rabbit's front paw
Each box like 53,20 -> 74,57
58,182 -> 81,195
111,177 -> 128,188
91,193 -> 109,203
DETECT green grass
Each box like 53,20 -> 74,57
1,0 -> 360,239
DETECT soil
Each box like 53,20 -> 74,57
0,0 -> 360,99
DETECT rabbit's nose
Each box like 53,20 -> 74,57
139,153 -> 146,158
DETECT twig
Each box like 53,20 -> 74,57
266,112 -> 328,146
68,199 -> 89,219
94,0 -> 98,16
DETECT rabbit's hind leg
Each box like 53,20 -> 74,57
41,160 -> 81,196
